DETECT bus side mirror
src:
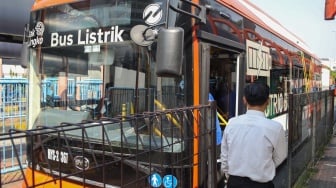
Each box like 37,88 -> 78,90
156,27 -> 184,77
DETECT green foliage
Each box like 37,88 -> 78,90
331,71 -> 336,81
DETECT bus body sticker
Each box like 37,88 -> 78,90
148,173 -> 162,187
74,156 -> 90,170
163,175 -> 178,188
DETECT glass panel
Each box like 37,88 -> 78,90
29,0 -> 185,152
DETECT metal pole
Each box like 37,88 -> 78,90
288,94 -> 293,188
312,93 -> 316,163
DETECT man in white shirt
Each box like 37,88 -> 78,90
220,82 -> 287,188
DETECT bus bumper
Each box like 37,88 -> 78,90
21,167 -> 87,188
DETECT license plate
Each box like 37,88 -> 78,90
47,148 -> 69,164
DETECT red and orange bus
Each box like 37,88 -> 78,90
21,0 -> 321,187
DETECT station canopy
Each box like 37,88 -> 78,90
0,0 -> 34,64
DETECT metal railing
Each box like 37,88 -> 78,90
2,104 -> 217,187
0,78 -> 27,185
274,90 -> 335,187
1,77 -> 335,187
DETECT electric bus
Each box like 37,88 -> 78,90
21,0 -> 321,187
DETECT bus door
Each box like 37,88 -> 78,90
200,39 -> 271,128
208,46 -> 241,121
198,42 -> 244,186
200,44 -> 245,123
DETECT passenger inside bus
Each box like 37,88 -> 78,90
228,84 -> 236,119
209,46 -> 238,122
209,81 -> 222,145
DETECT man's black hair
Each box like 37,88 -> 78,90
244,82 -> 269,106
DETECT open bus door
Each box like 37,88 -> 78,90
197,37 -> 272,185
198,40 -> 246,186
210,41 -> 271,186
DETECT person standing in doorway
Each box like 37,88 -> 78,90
220,82 -> 287,188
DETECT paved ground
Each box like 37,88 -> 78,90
307,101 -> 336,188
1,170 -> 23,188
2,180 -> 22,188
307,133 -> 336,188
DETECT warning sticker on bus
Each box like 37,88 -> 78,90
47,148 -> 69,164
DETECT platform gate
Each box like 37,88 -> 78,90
0,78 -> 28,185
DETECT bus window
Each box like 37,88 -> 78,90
28,0 -> 186,130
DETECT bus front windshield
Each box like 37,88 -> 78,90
28,0 -> 185,141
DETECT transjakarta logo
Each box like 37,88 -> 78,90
51,26 -> 124,47
28,21 -> 45,47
